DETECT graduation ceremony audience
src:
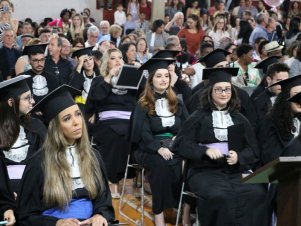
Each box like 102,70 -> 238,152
0,0 -> 300,225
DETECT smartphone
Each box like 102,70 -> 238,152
0,221 -> 8,225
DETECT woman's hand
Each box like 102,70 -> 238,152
205,148 -> 223,160
56,219 -> 80,226
104,66 -> 122,84
158,147 -> 174,160
88,114 -> 96,124
80,214 -> 108,226
227,150 -> 238,165
4,209 -> 15,226
168,64 -> 178,86
76,54 -> 88,73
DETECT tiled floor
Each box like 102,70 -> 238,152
111,179 -> 178,226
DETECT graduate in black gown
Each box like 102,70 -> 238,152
174,68 -> 267,226
253,63 -> 289,122
187,49 -> 258,127
282,92 -> 301,157
256,75 -> 301,225
0,76 -> 46,194
69,46 -> 101,112
131,58 -> 187,226
22,44 -> 60,103
250,56 -> 281,101
85,48 -> 138,198
18,85 -> 114,226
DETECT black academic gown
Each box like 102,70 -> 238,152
187,83 -> 258,127
130,97 -> 188,214
250,82 -> 265,101
253,90 -> 274,123
0,157 -> 15,220
85,77 -> 138,183
23,69 -> 60,103
256,115 -> 295,225
17,149 -> 115,226
174,109 -> 267,226
282,136 -> 301,156
0,118 -> 46,193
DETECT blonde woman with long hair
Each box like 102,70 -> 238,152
85,48 -> 138,198
18,85 -> 114,226
208,14 -> 230,48
68,13 -> 84,42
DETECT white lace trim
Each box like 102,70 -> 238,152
155,98 -> 175,127
292,117 -> 300,138
82,71 -> 95,100
212,110 -> 234,141
270,96 -> 277,106
66,146 -> 84,190
32,74 -> 49,96
4,126 -> 29,162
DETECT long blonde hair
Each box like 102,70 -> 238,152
69,14 -> 84,40
43,112 -> 104,209
100,48 -> 123,77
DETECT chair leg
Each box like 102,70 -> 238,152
176,181 -> 185,226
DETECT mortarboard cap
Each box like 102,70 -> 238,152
151,50 -> 180,59
202,67 -> 239,85
139,58 -> 176,74
255,56 -> 281,74
71,46 -> 94,59
198,48 -> 230,68
267,74 -> 301,91
0,75 -> 30,100
288,92 -> 301,104
29,85 -> 80,123
114,65 -> 145,90
22,43 -> 47,56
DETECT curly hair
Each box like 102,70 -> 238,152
138,71 -> 178,116
269,89 -> 295,140
200,85 -> 240,112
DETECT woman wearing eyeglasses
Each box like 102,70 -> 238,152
0,76 -> 46,195
174,68 -> 267,226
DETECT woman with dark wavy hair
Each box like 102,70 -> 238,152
285,16 -> 301,47
175,67 -> 266,226
256,75 -> 301,226
130,58 -> 187,226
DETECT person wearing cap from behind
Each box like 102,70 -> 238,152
0,75 -> 46,195
131,58 -> 188,226
174,67 -> 267,226
22,44 -> 60,103
17,85 -> 115,226
251,55 -> 281,100
69,46 -> 101,111
256,75 -> 301,225
253,62 -> 289,122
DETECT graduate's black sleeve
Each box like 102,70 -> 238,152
46,73 -> 60,92
85,77 -> 110,115
173,110 -> 208,160
0,157 -> 15,219
17,152 -> 60,226
233,113 -> 261,170
69,70 -> 84,90
187,90 -> 201,114
282,137 -> 301,156
173,78 -> 192,107
256,117 -> 285,165
92,150 -> 115,222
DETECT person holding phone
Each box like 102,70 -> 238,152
174,67 -> 267,226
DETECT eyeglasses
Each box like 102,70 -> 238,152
31,58 -> 46,63
21,94 -> 34,103
214,88 -> 232,94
